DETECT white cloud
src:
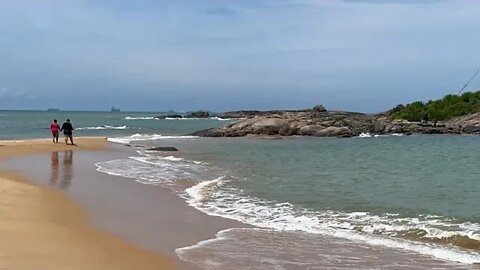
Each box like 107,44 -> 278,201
0,0 -> 479,111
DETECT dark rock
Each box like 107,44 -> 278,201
312,105 -> 327,113
463,125 -> 480,133
185,110 -> 210,118
190,128 -> 224,137
156,114 -> 183,119
126,144 -> 144,148
147,147 -> 179,151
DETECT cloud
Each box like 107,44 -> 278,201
0,0 -> 479,111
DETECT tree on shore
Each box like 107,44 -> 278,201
389,91 -> 480,121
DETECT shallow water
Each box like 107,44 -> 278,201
93,134 -> 480,268
2,111 -> 480,268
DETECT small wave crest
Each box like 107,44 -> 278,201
184,179 -> 480,264
164,117 -> 237,121
77,125 -> 128,130
185,176 -> 226,203
95,156 -> 205,187
358,132 -> 404,138
124,116 -> 155,120
94,151 -> 480,265
107,133 -> 198,144
94,152 -> 219,191
177,228 -> 470,270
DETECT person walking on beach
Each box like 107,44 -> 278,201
50,119 -> 60,143
60,119 -> 75,145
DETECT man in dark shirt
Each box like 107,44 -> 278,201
60,119 -> 75,145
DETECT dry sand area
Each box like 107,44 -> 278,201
0,138 -> 175,270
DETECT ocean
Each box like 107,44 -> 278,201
1,110 -> 479,269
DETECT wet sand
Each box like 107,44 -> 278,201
1,140 -> 247,270
0,137 -> 108,159
0,138 -> 176,270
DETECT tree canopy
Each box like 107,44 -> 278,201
389,91 -> 480,121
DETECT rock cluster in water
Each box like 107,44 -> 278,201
155,110 -> 212,119
191,105 -> 480,137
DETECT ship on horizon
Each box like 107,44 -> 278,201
110,106 -> 120,112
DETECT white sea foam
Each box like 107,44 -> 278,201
164,117 -> 237,121
77,125 -> 128,130
358,133 -> 405,138
95,155 -> 207,187
359,132 -> 373,138
183,179 -> 480,264
94,152 -> 480,265
185,176 -> 225,203
177,228 -> 469,270
160,156 -> 184,162
107,133 -> 198,144
124,116 -> 155,120
209,117 -> 238,121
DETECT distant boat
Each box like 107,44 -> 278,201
110,106 -> 120,112
47,108 -> 60,112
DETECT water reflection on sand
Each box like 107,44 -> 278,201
49,150 -> 73,190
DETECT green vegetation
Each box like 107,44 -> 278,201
389,91 -> 480,121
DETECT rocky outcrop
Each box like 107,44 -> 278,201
185,110 -> 210,118
312,105 -> 327,113
191,105 -> 480,138
155,110 -> 212,119
155,114 -> 183,119
147,147 -> 179,151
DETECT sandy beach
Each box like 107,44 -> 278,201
0,138 -> 176,270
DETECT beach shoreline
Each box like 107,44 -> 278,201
0,137 -> 249,270
0,137 -> 176,270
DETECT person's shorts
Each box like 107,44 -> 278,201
51,130 -> 59,136
64,130 -> 72,136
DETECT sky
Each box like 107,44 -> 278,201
0,0 -> 479,112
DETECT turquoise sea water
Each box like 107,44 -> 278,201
0,110 -> 226,139
2,111 -> 479,269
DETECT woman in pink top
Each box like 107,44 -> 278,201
50,119 -> 60,143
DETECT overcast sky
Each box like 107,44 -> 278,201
0,0 -> 479,112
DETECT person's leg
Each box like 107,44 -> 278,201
65,134 -> 69,145
55,133 -> 59,143
69,135 -> 74,145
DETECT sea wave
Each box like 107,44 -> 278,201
164,117 -> 237,121
107,133 -> 198,144
76,125 -> 128,130
184,179 -> 480,264
94,152 -> 480,265
124,116 -> 155,120
95,153 -> 218,188
176,228 -> 470,270
95,157 -> 205,188
358,132 -> 404,138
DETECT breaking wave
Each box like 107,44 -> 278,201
107,133 -> 198,144
76,125 -> 128,130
